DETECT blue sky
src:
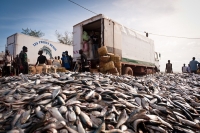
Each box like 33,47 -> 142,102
0,0 -> 95,46
0,0 -> 200,72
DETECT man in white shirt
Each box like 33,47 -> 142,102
187,64 -> 191,73
182,64 -> 187,73
3,50 -> 12,76
52,56 -> 61,67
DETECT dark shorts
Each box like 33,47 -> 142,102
21,62 -> 28,74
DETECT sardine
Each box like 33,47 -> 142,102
80,111 -> 93,127
116,109 -> 128,128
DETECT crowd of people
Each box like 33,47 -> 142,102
2,44 -> 199,76
1,45 -> 90,76
165,57 -> 200,74
2,46 -> 28,76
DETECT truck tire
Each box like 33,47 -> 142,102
124,67 -> 133,76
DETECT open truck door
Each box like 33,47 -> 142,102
155,52 -> 161,72
103,18 -> 114,53
73,25 -> 82,61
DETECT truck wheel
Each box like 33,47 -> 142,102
124,67 -> 133,76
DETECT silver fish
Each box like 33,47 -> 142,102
116,109 -> 128,128
80,111 -> 93,127
76,116 -> 86,133
35,106 -> 45,119
48,107 -> 66,121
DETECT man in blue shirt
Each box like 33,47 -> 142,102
189,57 -> 199,74
65,51 -> 73,70
61,52 -> 70,70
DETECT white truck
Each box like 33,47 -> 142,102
73,14 -> 160,75
6,33 -> 73,65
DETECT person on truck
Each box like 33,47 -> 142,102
82,31 -> 89,56
3,50 -> 12,76
182,64 -> 187,73
35,50 -> 48,67
19,46 -> 28,74
79,49 -> 89,72
165,60 -> 173,73
189,57 -> 199,74
90,31 -> 99,58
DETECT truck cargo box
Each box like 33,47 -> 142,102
73,14 -> 158,67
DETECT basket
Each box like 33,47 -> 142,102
104,61 -> 115,71
36,66 -> 43,74
110,55 -> 121,62
99,62 -> 106,68
90,69 -> 99,73
100,69 -> 106,74
29,66 -> 36,74
99,67 -> 106,73
117,68 -> 121,75
29,67 -> 36,74
107,53 -> 114,56
112,72 -> 119,76
43,65 -> 51,69
99,56 -> 110,63
114,62 -> 122,68
109,67 -> 118,73
42,68 -> 50,73
57,67 -> 67,72
49,69 -> 56,73
98,46 -> 108,56
47,60 -> 52,65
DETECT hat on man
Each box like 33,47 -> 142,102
79,49 -> 83,54
23,46 -> 27,50
38,50 -> 43,55
62,52 -> 66,56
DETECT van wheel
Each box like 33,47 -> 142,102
124,67 -> 133,76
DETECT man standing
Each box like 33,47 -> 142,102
187,64 -> 191,73
79,49 -> 89,72
65,51 -> 73,70
90,31 -> 99,58
61,52 -> 70,70
182,64 -> 187,73
189,57 -> 199,73
13,54 -> 20,76
19,46 -> 28,74
197,63 -> 200,74
52,56 -> 61,67
165,60 -> 173,73
58,56 -> 62,65
3,50 -> 12,76
35,50 -> 48,67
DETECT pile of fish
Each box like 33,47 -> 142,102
0,72 -> 200,133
